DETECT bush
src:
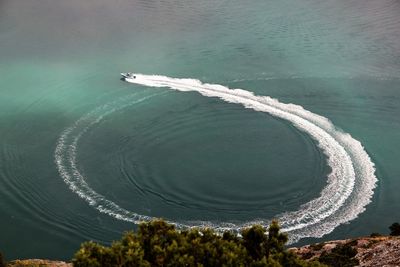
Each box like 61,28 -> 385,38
318,243 -> 359,267
72,220 -> 325,267
389,222 -> 400,236
310,242 -> 325,251
369,232 -> 382,237
0,252 -> 6,267
73,235 -> 148,267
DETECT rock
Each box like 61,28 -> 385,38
7,259 -> 72,267
291,236 -> 400,267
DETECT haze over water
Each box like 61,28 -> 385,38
1,0 -> 399,260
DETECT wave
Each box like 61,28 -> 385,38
225,73 -> 400,84
55,74 -> 377,243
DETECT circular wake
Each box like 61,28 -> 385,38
55,74 -> 377,243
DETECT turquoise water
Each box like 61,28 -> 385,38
1,0 -> 400,260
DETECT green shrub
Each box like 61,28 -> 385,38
369,232 -> 382,237
389,222 -> 400,236
73,237 -> 149,267
310,242 -> 325,251
0,252 -> 6,267
72,220 -> 325,267
318,243 -> 359,267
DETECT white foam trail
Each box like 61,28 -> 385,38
124,74 -> 377,240
55,74 -> 377,243
226,73 -> 400,83
55,94 -> 157,224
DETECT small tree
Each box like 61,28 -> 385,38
0,252 -> 6,267
389,222 -> 400,236
242,225 -> 267,260
0,252 -> 7,267
265,220 -> 288,258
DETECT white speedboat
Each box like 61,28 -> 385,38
121,72 -> 136,79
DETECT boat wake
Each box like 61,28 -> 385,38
55,74 -> 377,243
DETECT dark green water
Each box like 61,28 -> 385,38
0,0 -> 399,260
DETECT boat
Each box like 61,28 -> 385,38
121,72 -> 136,79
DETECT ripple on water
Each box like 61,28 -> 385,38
78,92 -> 329,221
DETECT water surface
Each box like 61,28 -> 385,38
0,0 -> 400,260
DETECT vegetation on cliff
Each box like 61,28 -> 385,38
390,222 -> 400,236
72,220 -> 324,267
0,252 -> 6,267
317,243 -> 359,267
